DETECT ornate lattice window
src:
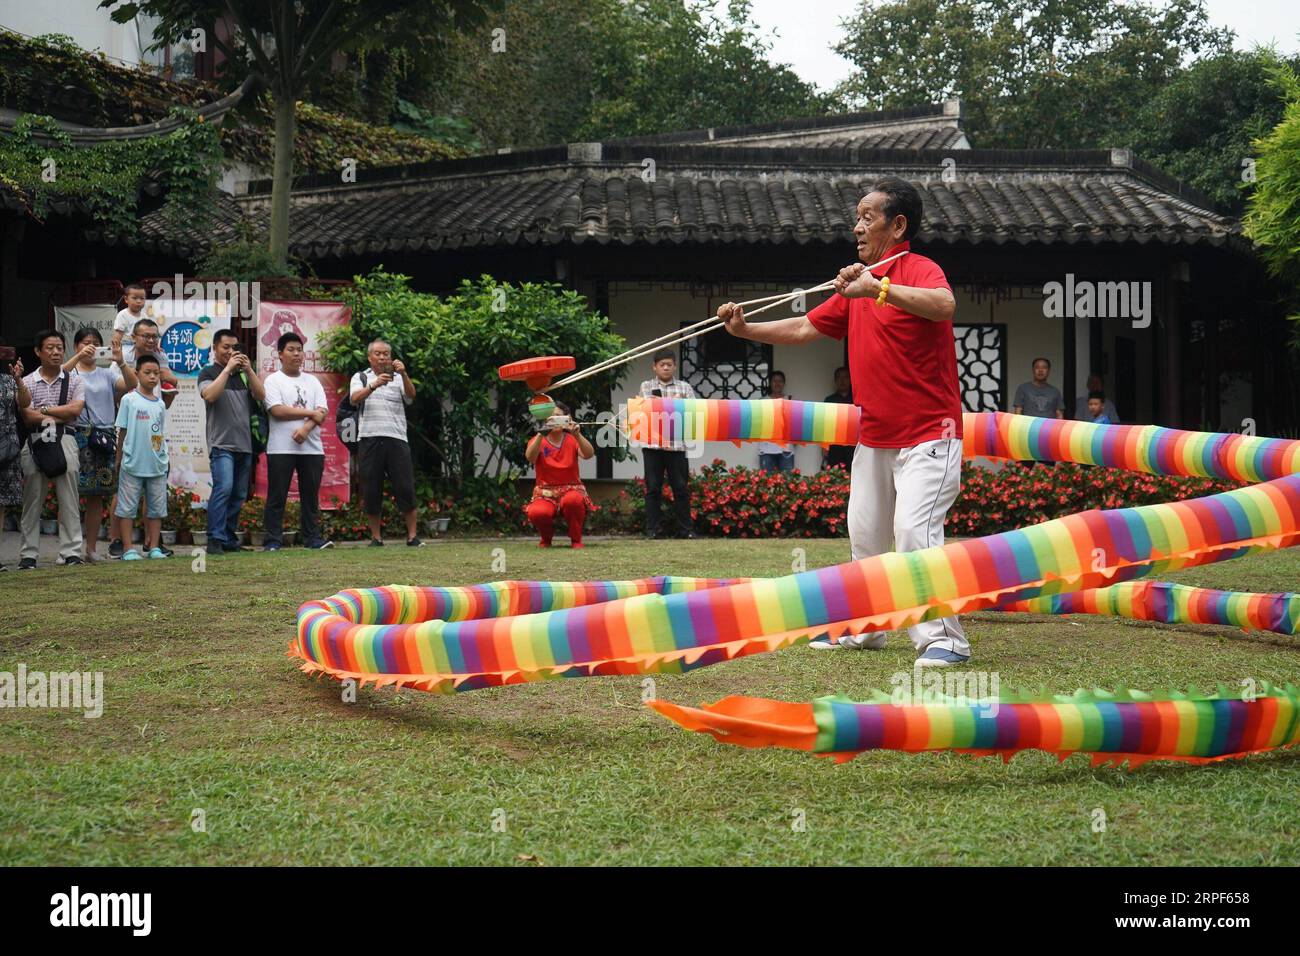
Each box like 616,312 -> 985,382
953,324 -> 1006,412
679,324 -> 774,399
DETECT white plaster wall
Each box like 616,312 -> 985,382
1075,312 -> 1092,406
1000,296 -> 1067,411
951,287 -> 1066,412
0,1 -> 153,66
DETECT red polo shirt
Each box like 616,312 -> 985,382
807,241 -> 963,448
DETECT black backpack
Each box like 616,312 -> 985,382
335,370 -> 367,453
239,370 -> 270,455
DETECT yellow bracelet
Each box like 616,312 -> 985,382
876,276 -> 890,306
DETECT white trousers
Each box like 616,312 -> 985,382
20,435 -> 84,562
847,439 -> 969,655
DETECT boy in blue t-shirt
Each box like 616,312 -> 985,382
114,353 -> 170,560
1086,390 -> 1112,425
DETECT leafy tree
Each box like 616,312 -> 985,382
833,0 -> 1231,149
102,0 -> 490,264
391,99 -> 481,154
422,0 -> 831,151
1119,49 -> 1296,210
580,0 -> 833,140
195,222 -> 300,280
414,0 -> 605,150
319,271 -> 628,483
1245,63 -> 1300,338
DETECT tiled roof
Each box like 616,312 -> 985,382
794,126 -> 966,150
132,143 -> 1242,259
603,101 -> 969,151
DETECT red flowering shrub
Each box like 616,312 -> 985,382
615,458 -> 1243,538
319,492 -> 420,540
945,461 -> 1243,536
448,478 -> 532,535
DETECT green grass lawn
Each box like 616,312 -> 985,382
2,537 -> 1298,866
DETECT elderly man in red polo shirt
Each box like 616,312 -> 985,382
716,176 -> 970,667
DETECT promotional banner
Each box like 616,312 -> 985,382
148,299 -> 233,506
53,304 -> 117,350
255,301 -> 351,505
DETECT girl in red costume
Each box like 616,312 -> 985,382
524,402 -> 595,547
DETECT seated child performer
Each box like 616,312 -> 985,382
524,402 -> 595,548
113,353 -> 170,560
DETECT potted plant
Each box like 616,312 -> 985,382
238,498 -> 264,547
40,487 -> 58,536
282,498 -> 300,546
175,487 -> 202,545
161,485 -> 186,546
423,494 -> 453,536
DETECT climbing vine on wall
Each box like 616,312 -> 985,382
0,108 -> 223,236
221,98 -> 464,175
0,30 -> 214,126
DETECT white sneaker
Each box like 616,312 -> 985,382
913,647 -> 971,667
808,632 -> 887,650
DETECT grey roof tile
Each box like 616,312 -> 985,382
127,145 -> 1242,258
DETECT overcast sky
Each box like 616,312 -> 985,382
741,0 -> 1300,92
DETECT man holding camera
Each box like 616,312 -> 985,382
524,402 -> 595,548
199,330 -> 266,555
348,339 -> 421,547
638,349 -> 697,539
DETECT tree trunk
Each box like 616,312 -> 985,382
269,91 -> 297,265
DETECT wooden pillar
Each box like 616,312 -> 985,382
592,279 -> 613,480
1062,313 -> 1076,417
0,219 -> 23,341
1204,289 -> 1220,430
1089,316 -> 1103,378
1162,268 -> 1184,428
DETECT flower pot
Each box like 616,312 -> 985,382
425,516 -> 451,536
176,529 -> 193,545
283,531 -> 297,547
249,532 -> 266,548
160,531 -> 177,546
98,525 -> 110,541
191,531 -> 207,546
40,519 -> 58,536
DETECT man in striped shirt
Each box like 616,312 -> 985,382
349,340 -> 421,547
638,349 -> 697,539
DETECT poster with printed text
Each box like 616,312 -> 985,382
145,298 -> 233,506
254,301 -> 352,506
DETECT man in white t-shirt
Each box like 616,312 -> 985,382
262,332 -> 331,551
348,339 -> 420,547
